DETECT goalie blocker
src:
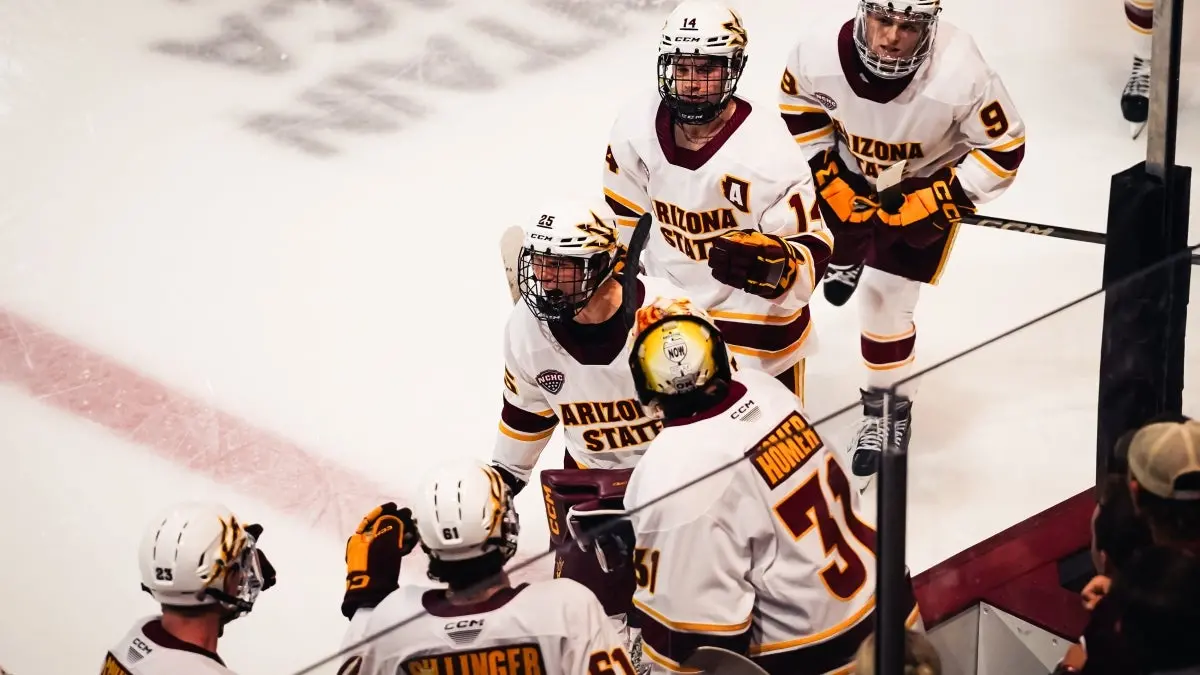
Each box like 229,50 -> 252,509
540,467 -> 638,619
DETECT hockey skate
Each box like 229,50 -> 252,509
1121,55 -> 1150,139
821,262 -> 864,306
848,388 -> 912,491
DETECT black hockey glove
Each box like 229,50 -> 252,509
341,502 -> 418,619
491,462 -> 528,497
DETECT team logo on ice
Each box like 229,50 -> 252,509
536,369 -> 566,394
813,92 -> 837,110
721,174 -> 751,213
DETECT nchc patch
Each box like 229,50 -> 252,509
535,369 -> 566,394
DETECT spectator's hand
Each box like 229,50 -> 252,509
1053,643 -> 1087,673
1081,574 -> 1111,610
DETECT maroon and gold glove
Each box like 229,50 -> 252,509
808,147 -> 879,228
876,167 -> 977,249
341,502 -> 418,619
708,230 -> 805,300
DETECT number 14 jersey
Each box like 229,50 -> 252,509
625,368 -> 918,675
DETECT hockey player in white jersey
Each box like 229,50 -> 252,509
335,460 -> 635,675
102,502 -> 277,675
621,297 -> 919,674
491,200 -> 690,634
778,0 -> 1025,477
602,0 -> 832,403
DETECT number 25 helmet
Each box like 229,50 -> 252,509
854,0 -> 942,79
628,296 -> 734,411
657,0 -> 749,125
516,202 -> 622,324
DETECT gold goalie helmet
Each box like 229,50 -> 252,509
628,296 -> 735,408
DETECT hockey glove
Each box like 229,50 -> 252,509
243,523 -> 277,592
876,167 -> 976,249
341,502 -> 418,619
491,462 -> 528,497
565,501 -> 635,574
708,230 -> 805,300
809,148 -> 879,228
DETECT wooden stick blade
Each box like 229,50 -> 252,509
683,647 -> 770,675
876,159 -> 907,192
499,225 -> 524,305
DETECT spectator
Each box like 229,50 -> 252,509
1085,472 -> 1154,609
1111,545 -> 1200,674
1054,415 -> 1190,675
1127,418 -> 1200,551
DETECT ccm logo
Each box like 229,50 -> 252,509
731,400 -> 756,419
445,619 -> 484,630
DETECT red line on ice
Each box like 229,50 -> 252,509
0,308 -> 394,536
0,308 -> 551,580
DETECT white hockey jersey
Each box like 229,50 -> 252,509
101,616 -> 235,674
779,20 -> 1025,205
624,368 -> 918,675
602,90 -> 831,377
494,275 -> 691,481
336,580 -> 634,675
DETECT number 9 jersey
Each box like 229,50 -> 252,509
623,368 -> 920,674
779,19 -> 1025,206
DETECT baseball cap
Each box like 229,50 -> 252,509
1128,420 -> 1200,500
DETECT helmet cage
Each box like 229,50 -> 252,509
853,1 -> 940,80
657,51 -> 746,125
205,532 -> 265,617
517,247 -> 617,323
142,528 -> 265,617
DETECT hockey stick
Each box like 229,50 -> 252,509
622,213 -> 654,326
878,160 -> 1200,265
500,225 -> 524,304
683,647 -> 770,675
961,214 -> 1200,264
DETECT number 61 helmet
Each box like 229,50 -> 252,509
138,502 -> 266,617
628,296 -> 735,411
413,460 -> 520,568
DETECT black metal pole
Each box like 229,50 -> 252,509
875,389 -> 909,675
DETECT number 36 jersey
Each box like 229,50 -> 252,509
625,368 -> 918,675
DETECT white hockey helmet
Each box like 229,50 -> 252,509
854,0 -> 941,79
413,460 -> 520,565
516,201 -> 622,323
657,0 -> 749,125
138,502 -> 265,616
628,296 -> 734,408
